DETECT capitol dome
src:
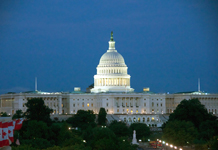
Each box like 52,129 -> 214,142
98,51 -> 126,67
91,32 -> 134,93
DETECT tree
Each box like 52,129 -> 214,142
58,122 -> 83,147
163,120 -> 198,146
97,108 -> 107,125
66,110 -> 96,130
91,127 -> 118,150
21,120 -> 53,140
25,98 -> 53,125
12,109 -> 23,119
199,120 -> 218,141
0,112 -> 8,117
168,98 -> 216,129
18,120 -> 55,149
129,123 -> 151,140
108,120 -> 130,137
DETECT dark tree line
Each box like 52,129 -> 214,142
162,98 -> 218,149
11,100 -> 150,149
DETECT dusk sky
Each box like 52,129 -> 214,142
0,0 -> 218,94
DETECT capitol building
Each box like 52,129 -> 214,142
1,32 -> 218,127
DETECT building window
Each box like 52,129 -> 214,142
124,118 -> 126,122
138,118 -> 140,122
131,109 -> 133,113
87,103 -> 89,107
106,103 -> 108,107
157,109 -> 159,112
152,109 -> 154,112
127,109 -> 129,112
91,103 -> 93,107
117,109 -> 119,112
144,103 -> 146,107
73,104 -> 75,107
152,102 -> 154,107
82,102 -> 84,107
147,118 -> 150,122
143,118 -> 145,122
73,110 -> 75,113
157,103 -> 159,107
62,104 -> 64,107
136,109 -> 138,113
107,109 -> 108,112
161,103 -> 162,107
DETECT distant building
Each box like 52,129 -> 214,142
1,32 -> 217,127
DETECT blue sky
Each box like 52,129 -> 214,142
0,0 -> 218,94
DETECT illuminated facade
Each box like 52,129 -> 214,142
0,32 -> 218,127
91,32 -> 134,93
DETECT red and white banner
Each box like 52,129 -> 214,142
0,122 -> 10,147
8,121 -> 15,142
14,118 -> 25,130
0,118 -> 25,147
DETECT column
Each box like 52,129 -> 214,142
58,96 -> 62,114
101,78 -> 103,86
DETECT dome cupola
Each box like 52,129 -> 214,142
91,32 -> 134,93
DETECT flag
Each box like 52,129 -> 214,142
1,122 -> 9,147
14,118 -> 24,130
0,122 -> 2,147
8,121 -> 15,142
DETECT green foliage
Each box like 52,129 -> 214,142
58,122 -> 83,147
108,120 -> 130,137
168,98 -> 216,129
0,112 -> 8,117
21,138 -> 54,149
97,107 -> 107,125
25,98 -> 53,125
118,137 -> 138,150
210,136 -> 218,150
18,120 -> 55,149
163,120 -> 198,146
21,120 -> 53,140
12,144 -> 38,150
66,110 -> 96,130
44,145 -> 92,150
199,120 -> 218,141
91,127 -> 118,150
12,109 -> 24,119
50,124 -> 61,145
129,123 -> 151,140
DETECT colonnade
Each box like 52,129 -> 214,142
97,68 -> 127,74
115,97 -> 139,107
95,78 -> 130,86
